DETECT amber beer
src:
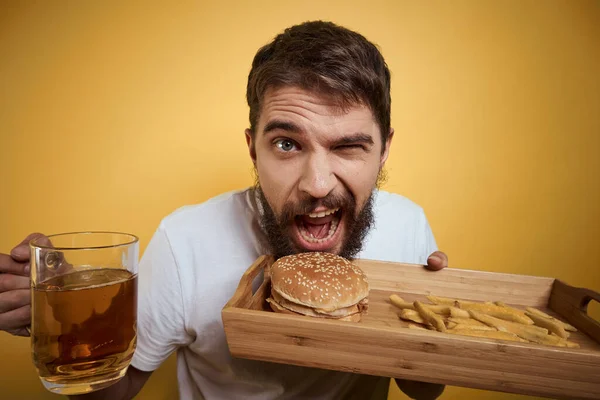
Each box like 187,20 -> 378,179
30,232 -> 139,395
31,269 -> 137,392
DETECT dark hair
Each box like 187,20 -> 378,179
246,20 -> 391,148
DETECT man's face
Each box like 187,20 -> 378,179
246,86 -> 393,259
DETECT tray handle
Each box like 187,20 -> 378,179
549,279 -> 600,342
224,255 -> 273,309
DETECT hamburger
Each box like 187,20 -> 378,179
266,252 -> 369,322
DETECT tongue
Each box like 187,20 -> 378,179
305,221 -> 331,239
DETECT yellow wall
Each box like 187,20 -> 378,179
1,1 -> 598,399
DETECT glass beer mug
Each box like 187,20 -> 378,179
29,232 -> 139,395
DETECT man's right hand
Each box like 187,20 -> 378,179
2,233 -> 153,399
0,233 -> 46,337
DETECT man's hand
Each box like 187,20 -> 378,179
2,233 -> 151,399
426,251 -> 448,271
0,233 -> 47,337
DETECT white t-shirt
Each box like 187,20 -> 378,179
130,188 -> 438,400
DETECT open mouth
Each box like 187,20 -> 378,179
293,207 -> 343,250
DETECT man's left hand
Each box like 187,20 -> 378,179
426,251 -> 448,271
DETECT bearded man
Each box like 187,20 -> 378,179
0,20 -> 447,400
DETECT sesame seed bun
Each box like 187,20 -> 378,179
266,297 -> 362,322
267,252 -> 369,321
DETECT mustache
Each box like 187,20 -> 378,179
278,192 -> 355,223
254,184 -> 375,260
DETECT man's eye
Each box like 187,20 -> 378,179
275,139 -> 297,152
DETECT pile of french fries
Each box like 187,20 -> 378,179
389,294 -> 580,348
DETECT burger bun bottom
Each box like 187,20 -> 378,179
267,297 -> 362,322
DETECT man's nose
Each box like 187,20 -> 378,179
298,153 -> 337,199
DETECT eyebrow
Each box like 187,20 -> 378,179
262,119 -> 375,147
335,133 -> 374,147
263,120 -> 302,134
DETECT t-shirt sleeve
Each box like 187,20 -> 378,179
417,209 -> 439,264
130,223 -> 192,371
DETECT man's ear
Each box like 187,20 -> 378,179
245,128 -> 257,164
380,128 -> 394,167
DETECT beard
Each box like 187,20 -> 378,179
254,183 -> 377,260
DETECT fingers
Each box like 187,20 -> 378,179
0,274 -> 29,293
2,232 -> 51,276
0,289 -> 30,314
1,233 -> 49,336
426,251 -> 448,271
0,275 -> 31,334
5,326 -> 31,337
0,254 -> 31,276
0,304 -> 31,331
10,232 -> 50,262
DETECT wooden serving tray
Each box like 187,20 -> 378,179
222,256 -> 600,399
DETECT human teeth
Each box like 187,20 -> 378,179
307,207 -> 339,218
299,215 -> 340,243
328,219 -> 338,235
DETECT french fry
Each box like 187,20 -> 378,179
427,295 -> 474,306
532,334 -> 569,346
414,301 -> 446,332
471,315 -> 546,334
425,304 -> 470,318
447,328 -> 528,342
399,309 -> 427,324
447,306 -> 470,318
525,307 -> 577,332
522,324 -> 550,335
458,302 -> 534,325
451,323 -> 496,331
391,295 -> 469,318
525,311 -> 569,339
554,335 -> 580,349
525,306 -> 553,319
392,293 -> 581,348
495,301 -> 534,319
469,310 -> 561,345
426,295 -> 451,305
447,317 -> 488,327
390,294 -> 415,310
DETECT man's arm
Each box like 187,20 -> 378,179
74,224 -> 190,400
69,366 -> 152,400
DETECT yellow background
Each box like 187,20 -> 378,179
1,1 -> 598,399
